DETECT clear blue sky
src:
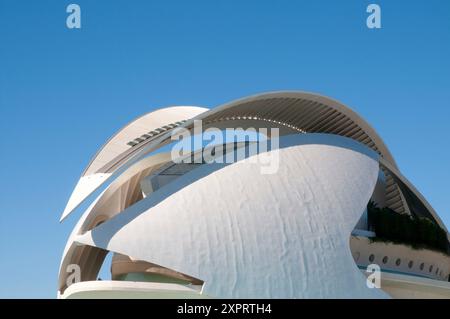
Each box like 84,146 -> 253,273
0,0 -> 449,298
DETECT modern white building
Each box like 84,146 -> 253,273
58,91 -> 450,298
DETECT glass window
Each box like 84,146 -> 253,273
408,260 -> 413,268
420,263 -> 425,271
369,254 -> 375,262
382,256 -> 388,264
395,258 -> 401,266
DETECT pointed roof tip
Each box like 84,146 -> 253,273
59,106 -> 209,224
59,201 -> 76,223
59,209 -> 70,223
59,173 -> 111,223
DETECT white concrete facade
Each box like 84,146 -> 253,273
58,91 -> 450,299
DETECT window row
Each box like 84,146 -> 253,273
367,254 -> 446,278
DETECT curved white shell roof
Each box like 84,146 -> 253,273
61,91 -> 399,221
84,106 -> 208,176
61,106 -> 208,221
76,134 -> 387,298
58,91 -> 447,298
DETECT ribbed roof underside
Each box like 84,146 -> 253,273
89,95 -> 405,215
197,97 -> 404,214
202,98 -> 381,156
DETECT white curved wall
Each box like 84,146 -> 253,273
58,91 -> 450,299
77,134 -> 388,298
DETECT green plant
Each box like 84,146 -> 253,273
367,201 -> 449,255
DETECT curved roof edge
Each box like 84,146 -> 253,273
83,106 -> 209,176
380,158 -> 448,232
60,91 -> 401,223
61,105 -> 208,222
187,91 -> 398,169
